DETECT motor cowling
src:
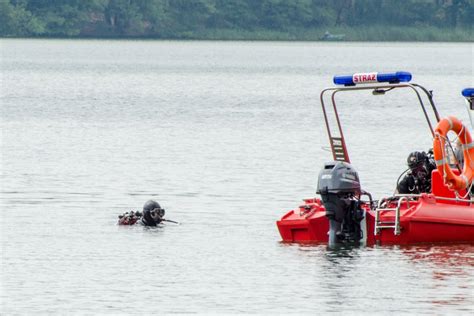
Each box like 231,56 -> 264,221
316,161 -> 364,246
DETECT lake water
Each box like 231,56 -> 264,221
1,39 -> 473,314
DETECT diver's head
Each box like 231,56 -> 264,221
142,200 -> 164,225
407,151 -> 426,171
143,200 -> 161,212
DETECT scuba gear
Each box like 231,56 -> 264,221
117,200 -> 174,226
151,207 -> 165,218
141,213 -> 155,226
397,150 -> 436,194
118,211 -> 141,225
407,151 -> 427,169
143,200 -> 162,213
141,209 -> 159,226
142,200 -> 165,226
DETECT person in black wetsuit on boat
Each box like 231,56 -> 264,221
397,150 -> 436,194
118,200 -> 165,226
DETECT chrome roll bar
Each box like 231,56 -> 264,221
320,83 -> 440,163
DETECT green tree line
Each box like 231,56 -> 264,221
0,0 -> 472,40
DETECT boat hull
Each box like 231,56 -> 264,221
276,195 -> 474,245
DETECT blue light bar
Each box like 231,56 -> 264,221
462,88 -> 474,98
333,71 -> 412,86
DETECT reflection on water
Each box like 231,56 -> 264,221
1,39 -> 473,314
399,244 -> 474,309
400,244 -> 474,268
283,242 -> 474,313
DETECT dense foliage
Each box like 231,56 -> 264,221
1,0 -> 472,40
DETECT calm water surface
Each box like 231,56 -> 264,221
1,39 -> 473,314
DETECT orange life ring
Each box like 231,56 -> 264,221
433,116 -> 474,191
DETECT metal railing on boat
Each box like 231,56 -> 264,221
374,193 -> 474,236
374,196 -> 411,236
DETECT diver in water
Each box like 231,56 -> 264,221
118,200 -> 166,226
397,150 -> 436,194
140,200 -> 165,226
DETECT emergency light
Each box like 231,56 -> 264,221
333,71 -> 412,86
462,88 -> 474,98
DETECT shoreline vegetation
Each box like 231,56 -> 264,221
1,0 -> 472,42
3,29 -> 471,42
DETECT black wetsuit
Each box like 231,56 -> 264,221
397,173 -> 418,194
397,152 -> 436,194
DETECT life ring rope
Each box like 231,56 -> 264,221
454,123 -> 474,199
432,116 -> 474,194
459,123 -> 474,199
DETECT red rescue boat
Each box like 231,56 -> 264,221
276,72 -> 474,246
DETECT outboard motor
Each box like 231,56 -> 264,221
317,161 -> 365,246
